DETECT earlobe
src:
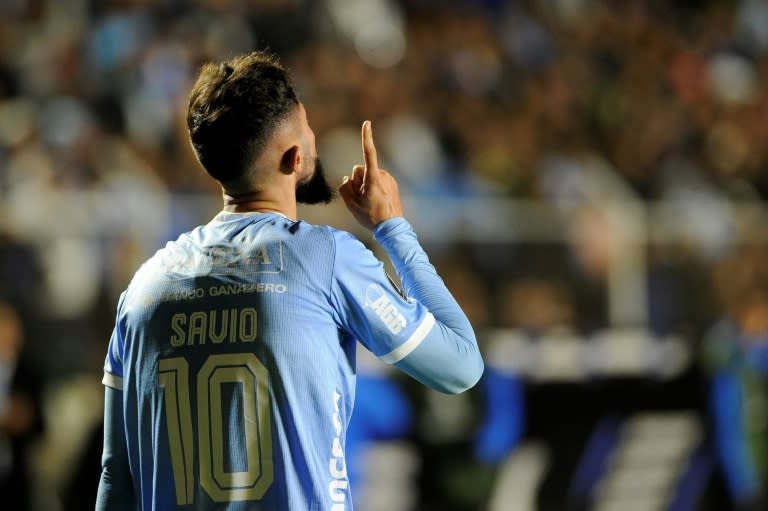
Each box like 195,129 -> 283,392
280,146 -> 301,175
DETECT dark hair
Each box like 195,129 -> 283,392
186,51 -> 299,191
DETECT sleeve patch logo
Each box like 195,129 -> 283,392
364,284 -> 407,335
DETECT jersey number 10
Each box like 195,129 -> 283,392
158,353 -> 274,504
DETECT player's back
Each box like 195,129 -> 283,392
114,211 -> 356,510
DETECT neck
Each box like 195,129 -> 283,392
222,190 -> 297,220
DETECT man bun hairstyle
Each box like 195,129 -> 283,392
187,51 -> 299,193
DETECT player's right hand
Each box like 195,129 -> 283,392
338,120 -> 404,231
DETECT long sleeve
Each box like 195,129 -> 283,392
373,217 -> 484,393
96,386 -> 137,511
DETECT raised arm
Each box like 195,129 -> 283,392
338,121 -> 483,393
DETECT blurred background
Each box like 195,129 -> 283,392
1,0 -> 768,510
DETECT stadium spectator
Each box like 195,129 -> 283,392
0,300 -> 44,511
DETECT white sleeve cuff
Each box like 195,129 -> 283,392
379,312 -> 435,364
102,372 -> 123,390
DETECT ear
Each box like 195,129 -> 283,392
279,145 -> 301,175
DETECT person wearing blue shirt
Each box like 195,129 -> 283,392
703,288 -> 768,511
96,51 -> 484,511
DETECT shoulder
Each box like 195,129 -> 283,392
290,222 -> 381,279
122,228 -> 200,295
290,220 -> 367,252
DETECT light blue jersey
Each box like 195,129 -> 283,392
100,212 -> 482,510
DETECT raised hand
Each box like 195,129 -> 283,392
338,121 -> 404,231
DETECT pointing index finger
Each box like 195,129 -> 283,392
362,120 -> 379,177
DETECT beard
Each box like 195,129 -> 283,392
296,158 -> 336,205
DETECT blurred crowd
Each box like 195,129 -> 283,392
1,0 -> 768,510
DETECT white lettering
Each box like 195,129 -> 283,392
247,245 -> 272,265
332,437 -> 344,458
209,283 -> 287,296
329,480 -> 348,502
161,288 -> 205,302
208,244 -> 275,267
366,292 -> 407,334
328,390 -> 348,509
329,457 -> 347,479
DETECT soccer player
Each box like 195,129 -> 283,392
96,51 -> 484,511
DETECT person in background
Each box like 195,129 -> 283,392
704,254 -> 768,510
0,300 -> 44,511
